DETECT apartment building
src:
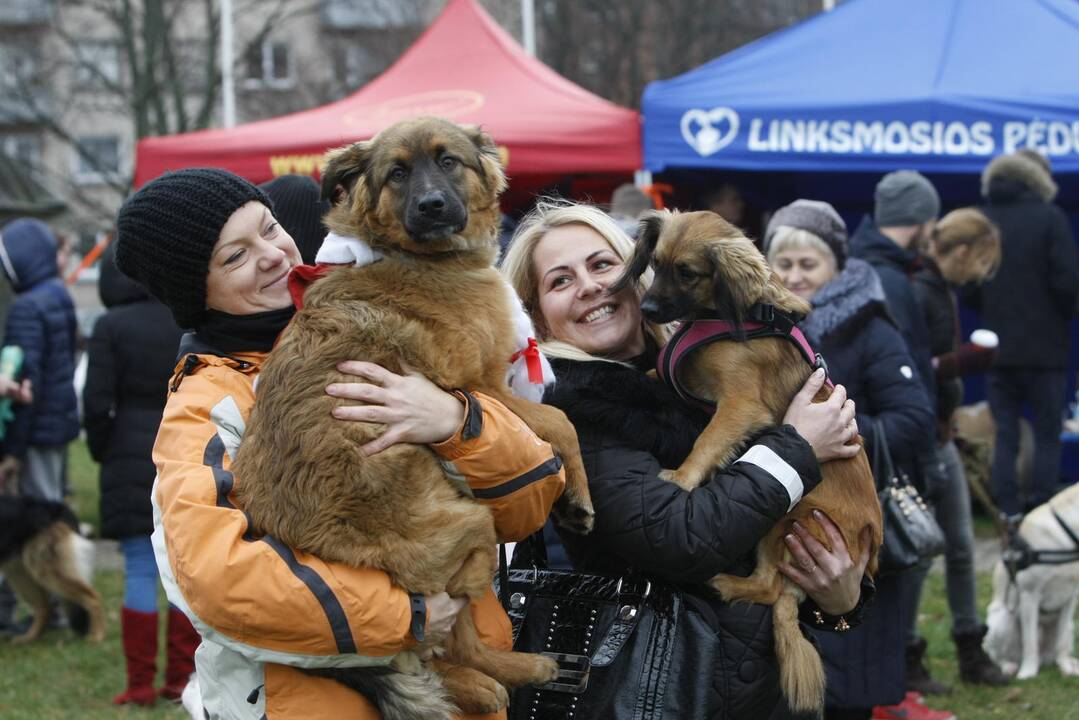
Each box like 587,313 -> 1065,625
0,0 -> 442,251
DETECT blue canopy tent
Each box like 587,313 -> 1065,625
643,0 -> 1079,178
642,0 -> 1079,482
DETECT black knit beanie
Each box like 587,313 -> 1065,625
259,174 -> 328,265
115,168 -> 273,329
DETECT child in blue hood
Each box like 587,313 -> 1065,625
0,218 -> 79,500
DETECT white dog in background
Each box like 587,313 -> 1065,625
984,483 -> 1079,680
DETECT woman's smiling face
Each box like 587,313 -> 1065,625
532,223 -> 645,360
204,201 -> 302,316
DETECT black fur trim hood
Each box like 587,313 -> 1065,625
981,152 -> 1058,203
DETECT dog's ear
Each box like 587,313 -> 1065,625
610,210 -> 664,295
709,237 -> 772,340
463,125 -> 508,196
320,142 -> 371,204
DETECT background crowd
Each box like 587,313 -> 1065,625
0,144 -> 1074,720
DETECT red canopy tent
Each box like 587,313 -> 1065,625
134,0 -> 641,200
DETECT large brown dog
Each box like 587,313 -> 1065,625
232,117 -> 593,720
613,209 -> 881,713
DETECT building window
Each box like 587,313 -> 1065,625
72,41 -> 122,89
0,44 -> 37,91
0,133 -> 42,169
342,44 -> 374,88
74,135 -> 121,184
243,40 -> 294,89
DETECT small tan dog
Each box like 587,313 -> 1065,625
232,117 -> 593,720
614,209 -> 881,713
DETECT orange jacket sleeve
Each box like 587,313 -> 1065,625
432,390 -> 566,542
153,362 -> 415,665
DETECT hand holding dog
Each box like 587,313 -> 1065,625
778,509 -> 870,615
782,369 -> 859,462
328,360 -> 465,455
420,592 -> 469,650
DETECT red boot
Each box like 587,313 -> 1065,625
159,607 -> 200,702
113,608 -> 158,706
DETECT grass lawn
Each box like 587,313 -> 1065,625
1,439 -> 1076,718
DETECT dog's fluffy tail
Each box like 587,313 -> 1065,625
775,585 -> 825,713
308,662 -> 456,720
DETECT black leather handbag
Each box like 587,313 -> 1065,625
869,421 -> 946,574
496,540 -> 710,719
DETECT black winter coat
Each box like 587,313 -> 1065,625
913,259 -> 964,422
964,154 -> 1079,368
802,259 -> 935,470
84,249 -> 182,539
799,258 -> 932,709
850,218 -> 937,411
542,356 -> 828,720
0,219 -> 79,458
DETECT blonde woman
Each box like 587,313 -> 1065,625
502,200 -> 870,720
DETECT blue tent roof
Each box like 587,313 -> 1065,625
642,0 -> 1079,174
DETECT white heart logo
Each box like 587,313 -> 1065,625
680,107 -> 740,156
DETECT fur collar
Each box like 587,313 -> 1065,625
800,258 -> 888,345
544,357 -> 710,468
981,153 -> 1058,203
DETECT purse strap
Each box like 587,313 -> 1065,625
868,418 -> 898,489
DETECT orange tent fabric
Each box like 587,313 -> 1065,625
134,0 -> 641,188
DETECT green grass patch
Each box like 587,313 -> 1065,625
917,572 -> 1079,720
2,440 -> 1076,718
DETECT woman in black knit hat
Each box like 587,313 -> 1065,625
114,168 -> 566,718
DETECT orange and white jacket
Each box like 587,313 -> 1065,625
150,336 -> 566,720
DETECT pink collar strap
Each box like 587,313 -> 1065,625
656,304 -> 830,412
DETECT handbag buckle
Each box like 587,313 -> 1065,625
537,652 -> 590,693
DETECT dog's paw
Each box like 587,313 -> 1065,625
531,654 -> 560,685
445,667 -> 509,715
1000,660 -> 1019,677
1057,656 -> 1079,677
553,493 -> 595,535
659,468 -> 702,492
1016,663 -> 1038,680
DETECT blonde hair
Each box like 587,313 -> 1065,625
765,225 -> 838,270
934,208 -> 1001,280
500,199 -> 669,364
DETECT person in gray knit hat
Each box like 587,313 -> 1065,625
763,199 -> 849,270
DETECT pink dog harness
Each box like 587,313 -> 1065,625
656,304 -> 830,412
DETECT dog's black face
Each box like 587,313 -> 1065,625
320,117 -> 507,256
396,145 -> 469,243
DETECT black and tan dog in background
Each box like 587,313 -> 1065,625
0,495 -> 106,643
232,117 -> 593,720
613,209 -> 881,713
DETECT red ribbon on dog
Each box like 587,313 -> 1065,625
510,338 -> 544,384
288,263 -> 341,310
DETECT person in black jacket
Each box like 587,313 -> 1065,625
766,200 -> 947,720
502,200 -> 871,720
913,208 -> 1008,688
964,151 -> 1079,516
83,245 -> 197,707
849,171 -> 950,698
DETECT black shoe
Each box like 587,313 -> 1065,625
905,636 -> 953,695
954,625 -> 1010,686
